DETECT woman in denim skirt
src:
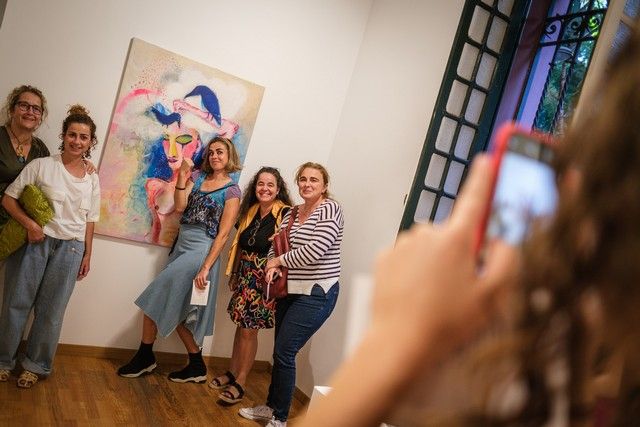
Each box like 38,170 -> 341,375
117,136 -> 240,384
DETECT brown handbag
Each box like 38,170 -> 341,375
263,206 -> 298,300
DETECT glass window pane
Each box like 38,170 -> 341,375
458,43 -> 479,80
465,89 -> 486,124
424,154 -> 447,189
444,161 -> 465,194
436,117 -> 457,152
446,80 -> 468,116
434,196 -> 454,223
469,6 -> 490,43
454,125 -> 475,159
487,16 -> 508,52
477,52 -> 497,88
414,190 -> 436,223
498,0 -> 515,15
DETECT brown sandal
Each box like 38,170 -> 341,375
218,381 -> 245,404
208,370 -> 235,389
0,369 -> 10,382
17,370 -> 38,388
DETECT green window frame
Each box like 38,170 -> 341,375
400,0 -> 531,229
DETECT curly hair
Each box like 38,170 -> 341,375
473,24 -> 640,425
238,167 -> 293,221
58,104 -> 98,159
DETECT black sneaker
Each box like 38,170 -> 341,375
117,351 -> 157,378
168,360 -> 207,383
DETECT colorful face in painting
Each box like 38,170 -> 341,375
162,121 -> 201,171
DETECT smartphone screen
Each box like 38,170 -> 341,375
486,133 -> 558,246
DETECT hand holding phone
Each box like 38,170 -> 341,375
475,123 -> 558,254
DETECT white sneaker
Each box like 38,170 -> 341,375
238,404 -> 273,421
266,417 -> 287,427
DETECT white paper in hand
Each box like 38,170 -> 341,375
190,280 -> 210,306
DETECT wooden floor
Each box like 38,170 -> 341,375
0,350 -> 308,426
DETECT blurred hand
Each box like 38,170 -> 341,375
371,155 -> 519,356
228,274 -> 239,291
179,158 -> 194,175
266,257 -> 281,270
265,267 -> 281,284
27,224 -> 45,243
77,255 -> 91,280
193,266 -> 210,290
84,160 -> 97,174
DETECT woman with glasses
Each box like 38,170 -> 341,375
0,85 -> 51,228
209,167 -> 292,404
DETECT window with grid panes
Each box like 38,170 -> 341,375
400,0 -> 612,230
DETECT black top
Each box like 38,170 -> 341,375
238,210 -> 279,256
0,125 -> 50,226
0,125 -> 50,197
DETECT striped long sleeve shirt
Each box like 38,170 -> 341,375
271,198 -> 343,295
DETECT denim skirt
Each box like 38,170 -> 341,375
135,224 -> 220,347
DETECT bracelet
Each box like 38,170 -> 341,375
175,186 -> 186,190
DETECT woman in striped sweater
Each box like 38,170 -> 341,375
239,162 -> 343,427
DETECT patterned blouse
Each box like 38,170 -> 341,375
180,171 -> 241,238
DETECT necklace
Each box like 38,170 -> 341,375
247,215 -> 263,247
6,125 -> 32,164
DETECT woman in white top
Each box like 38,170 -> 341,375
0,105 -> 100,388
239,162 -> 344,427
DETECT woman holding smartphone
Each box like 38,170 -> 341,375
303,23 -> 640,426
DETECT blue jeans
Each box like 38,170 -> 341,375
267,283 -> 339,421
0,237 -> 84,375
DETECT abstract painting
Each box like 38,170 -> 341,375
96,38 -> 264,247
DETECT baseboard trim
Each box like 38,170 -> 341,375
56,343 -> 309,403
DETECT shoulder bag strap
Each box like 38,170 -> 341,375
286,206 -> 298,234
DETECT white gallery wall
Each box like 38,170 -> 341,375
0,0 -> 464,396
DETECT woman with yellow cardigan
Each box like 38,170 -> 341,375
210,167 -> 292,404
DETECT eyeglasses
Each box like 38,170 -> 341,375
15,101 -> 43,116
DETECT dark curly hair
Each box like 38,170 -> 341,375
238,167 -> 293,221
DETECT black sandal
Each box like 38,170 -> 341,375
208,370 -> 236,389
218,381 -> 245,404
